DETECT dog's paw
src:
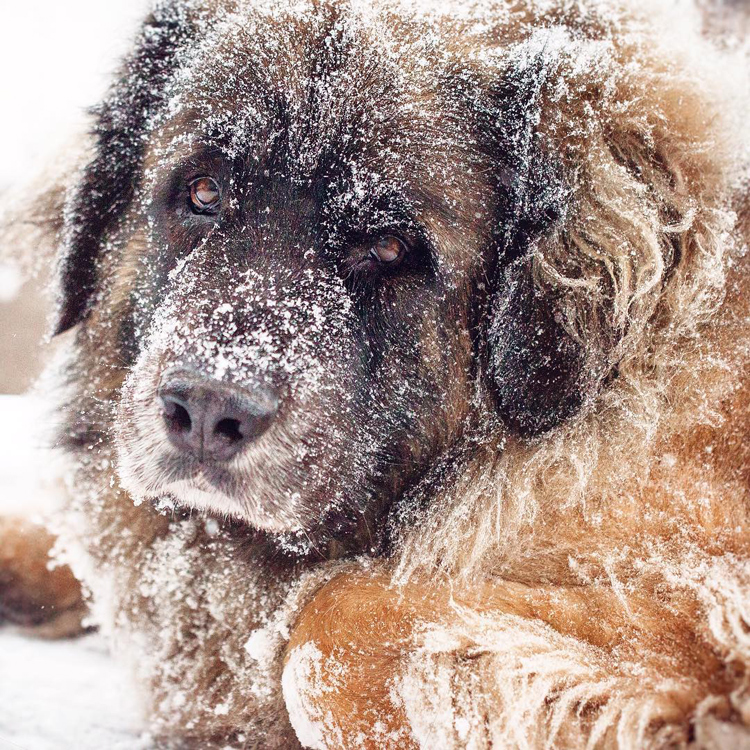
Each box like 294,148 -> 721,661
283,572 -> 420,750
0,516 -> 87,638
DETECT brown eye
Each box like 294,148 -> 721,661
189,177 -> 221,214
369,235 -> 406,264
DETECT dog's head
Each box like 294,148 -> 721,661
49,0 -> 698,553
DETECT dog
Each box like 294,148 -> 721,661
1,0 -> 749,747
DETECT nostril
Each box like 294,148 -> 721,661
158,370 -> 279,461
162,397 -> 192,434
214,417 -> 243,443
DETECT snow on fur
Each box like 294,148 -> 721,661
2,0 -> 747,747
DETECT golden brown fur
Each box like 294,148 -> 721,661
0,517 -> 86,638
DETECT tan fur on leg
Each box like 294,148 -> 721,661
284,572 -> 420,750
0,516 -> 87,638
284,570 -> 745,749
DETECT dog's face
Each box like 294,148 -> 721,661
54,1 -> 602,552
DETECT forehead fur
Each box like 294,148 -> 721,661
139,0 -> 504,274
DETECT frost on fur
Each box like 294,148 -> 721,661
12,0 -> 749,747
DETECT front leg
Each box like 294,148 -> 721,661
282,571 -> 743,749
283,571 -> 420,750
0,516 -> 87,638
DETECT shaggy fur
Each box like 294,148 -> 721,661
1,0 -> 749,748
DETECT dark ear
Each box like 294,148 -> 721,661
484,124 -> 608,438
478,36 -> 617,438
479,15 -> 713,439
53,2 -> 198,335
487,255 -> 592,438
482,75 -> 593,437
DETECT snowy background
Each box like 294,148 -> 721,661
0,0 -> 150,193
0,397 -> 147,750
1,3 -> 151,748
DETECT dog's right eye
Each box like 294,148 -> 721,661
188,177 -> 221,215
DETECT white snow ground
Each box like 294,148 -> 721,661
0,396 -> 146,750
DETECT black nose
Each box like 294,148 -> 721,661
158,370 -> 278,462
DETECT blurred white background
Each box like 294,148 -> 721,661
0,0 -> 151,193
0,1 -> 151,394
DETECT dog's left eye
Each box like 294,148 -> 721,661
368,235 -> 407,265
188,177 -> 221,214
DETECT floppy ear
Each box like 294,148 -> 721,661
478,44 -> 601,439
479,26 -> 688,440
53,2 -> 198,335
482,18 -> 713,439
487,254 -> 593,438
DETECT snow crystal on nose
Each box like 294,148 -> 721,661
142,246 -> 355,397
